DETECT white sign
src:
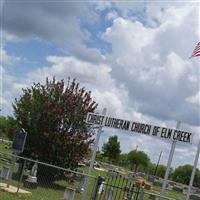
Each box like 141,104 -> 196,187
86,113 -> 193,144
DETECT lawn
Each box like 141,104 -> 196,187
0,167 -> 104,200
0,146 -> 107,200
0,142 -> 12,154
0,143 -> 188,200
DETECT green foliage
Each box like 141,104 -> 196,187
0,116 -> 7,137
0,116 -> 18,139
156,165 -> 167,178
102,135 -> 121,163
171,164 -> 200,187
147,162 -> 156,175
118,153 -> 128,167
127,150 -> 150,172
13,77 -> 97,170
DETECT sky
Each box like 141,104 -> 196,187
0,0 -> 200,169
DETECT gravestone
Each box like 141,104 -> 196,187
76,176 -> 85,193
24,161 -> 38,189
0,166 -> 10,179
64,188 -> 75,200
172,185 -> 183,193
107,170 -> 119,177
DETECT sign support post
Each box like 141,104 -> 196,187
81,108 -> 107,200
7,151 -> 17,188
160,121 -> 181,199
7,128 -> 27,188
186,139 -> 200,200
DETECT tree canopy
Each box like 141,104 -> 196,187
13,78 -> 97,169
127,150 -> 150,172
102,135 -> 121,163
171,165 -> 200,187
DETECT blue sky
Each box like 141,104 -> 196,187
1,0 -> 200,168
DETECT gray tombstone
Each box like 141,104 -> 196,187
24,161 -> 38,189
64,188 -> 75,200
0,166 -> 10,179
31,161 -> 38,177
107,170 -> 119,177
76,176 -> 85,193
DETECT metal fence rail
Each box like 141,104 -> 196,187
0,151 -> 95,200
91,174 -> 141,200
0,151 -> 185,200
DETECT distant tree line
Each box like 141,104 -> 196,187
97,135 -> 200,188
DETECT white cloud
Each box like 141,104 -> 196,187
27,55 -> 113,89
103,4 -> 199,126
2,2 -> 200,168
3,1 -> 97,46
94,1 -> 112,11
186,91 -> 200,105
106,11 -> 118,21
104,18 -> 155,55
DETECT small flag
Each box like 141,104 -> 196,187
190,42 -> 200,58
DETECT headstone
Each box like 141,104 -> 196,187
64,188 -> 75,200
172,185 -> 183,193
31,161 -> 38,177
0,167 -> 10,179
107,170 -> 119,177
76,176 -> 85,193
24,161 -> 38,189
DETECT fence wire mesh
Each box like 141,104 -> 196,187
0,151 -> 197,200
0,152 -> 96,200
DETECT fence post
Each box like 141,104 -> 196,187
17,160 -> 26,193
105,188 -> 113,200
7,152 -> 17,188
91,176 -> 105,200
139,187 -> 144,200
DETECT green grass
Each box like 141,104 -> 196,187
0,152 -> 108,200
0,168 -> 104,200
0,142 -> 12,154
0,164 -> 187,200
0,143 -> 188,200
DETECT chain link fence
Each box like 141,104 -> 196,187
0,151 -> 192,200
0,151 -> 97,200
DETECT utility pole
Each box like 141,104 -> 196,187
154,151 -> 162,176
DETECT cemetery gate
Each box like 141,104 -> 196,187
91,174 -> 141,200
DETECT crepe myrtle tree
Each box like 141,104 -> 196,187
13,78 -> 98,173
